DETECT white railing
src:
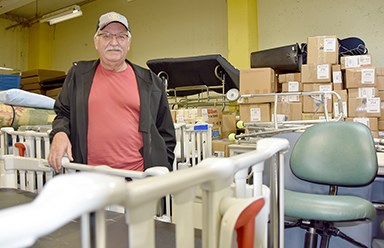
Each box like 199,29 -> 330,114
174,123 -> 212,169
0,136 -> 289,248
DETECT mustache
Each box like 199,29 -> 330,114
105,46 -> 123,52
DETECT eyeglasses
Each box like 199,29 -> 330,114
97,32 -> 129,42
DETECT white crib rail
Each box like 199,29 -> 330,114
0,137 -> 289,248
0,172 -> 127,248
0,127 -> 51,159
174,123 -> 212,169
0,125 -> 289,248
122,137 -> 289,248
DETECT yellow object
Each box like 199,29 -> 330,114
228,133 -> 236,141
236,120 -> 244,129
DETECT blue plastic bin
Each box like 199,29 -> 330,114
0,74 -> 21,90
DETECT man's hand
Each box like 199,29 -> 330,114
48,132 -> 74,172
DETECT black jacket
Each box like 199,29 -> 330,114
50,59 -> 176,171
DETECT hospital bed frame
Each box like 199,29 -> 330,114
146,54 -> 239,110
0,127 -> 172,220
0,137 -> 289,248
0,125 -> 290,248
232,90 -> 344,141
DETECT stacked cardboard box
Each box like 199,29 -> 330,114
276,72 -> 303,121
300,36 -> 338,120
238,68 -> 276,123
21,69 -> 66,98
276,36 -> 381,137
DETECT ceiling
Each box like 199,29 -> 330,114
0,0 -> 92,21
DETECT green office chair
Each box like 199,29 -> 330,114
284,121 -> 378,248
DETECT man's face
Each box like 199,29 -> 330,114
94,22 -> 131,64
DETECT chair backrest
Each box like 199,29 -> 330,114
290,121 -> 377,186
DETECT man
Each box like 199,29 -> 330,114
48,11 -> 176,172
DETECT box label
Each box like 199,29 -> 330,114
362,69 -> 375,84
324,38 -> 337,52
317,64 -> 330,80
344,56 -> 360,68
250,108 -> 261,122
334,102 -> 347,118
319,84 -> 332,100
213,151 -> 225,157
358,87 -> 376,98
288,81 -> 299,92
332,71 -> 342,83
366,97 -> 380,113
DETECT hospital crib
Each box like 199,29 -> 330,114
173,123 -> 212,170
0,127 -> 290,248
0,122 -> 214,222
0,126 -> 172,220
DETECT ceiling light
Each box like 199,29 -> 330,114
39,5 -> 82,25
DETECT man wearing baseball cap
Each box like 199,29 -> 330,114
48,11 -> 176,173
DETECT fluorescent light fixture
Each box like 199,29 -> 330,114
40,5 -> 82,25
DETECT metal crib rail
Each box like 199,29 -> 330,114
235,90 -> 344,140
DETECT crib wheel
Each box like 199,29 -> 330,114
236,120 -> 245,129
228,133 -> 236,141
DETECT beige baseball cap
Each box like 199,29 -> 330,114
96,11 -> 130,32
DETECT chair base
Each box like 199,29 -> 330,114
285,220 -> 368,248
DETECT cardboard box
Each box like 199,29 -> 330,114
379,91 -> 384,120
45,87 -> 62,99
271,102 -> 302,121
239,103 -> 271,123
278,73 -> 301,83
379,121 -> 384,130
279,94 -> 302,103
377,67 -> 384,76
281,81 -> 302,92
307,36 -> 339,65
239,68 -> 276,104
346,117 -> 378,131
333,90 -> 348,118
302,83 -> 333,113
22,69 -> 66,80
301,64 -> 332,83
377,76 -> 384,91
345,67 -> 376,89
29,89 -> 46,95
332,64 -> 343,90
212,139 -> 236,157
348,97 -> 381,117
301,113 -> 329,121
340,54 -> 372,70
221,114 -> 236,139
174,107 -> 222,127
348,88 -> 378,98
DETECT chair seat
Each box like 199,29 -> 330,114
285,190 -> 376,222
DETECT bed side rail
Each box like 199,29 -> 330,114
0,172 -> 127,248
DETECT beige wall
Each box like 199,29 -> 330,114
0,19 -> 29,70
258,0 -> 384,67
1,0 -> 228,72
4,0 -> 383,72
50,0 -> 228,72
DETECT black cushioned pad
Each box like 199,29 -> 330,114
147,54 -> 239,96
0,189 -> 202,248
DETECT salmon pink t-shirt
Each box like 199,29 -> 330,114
87,63 -> 144,171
